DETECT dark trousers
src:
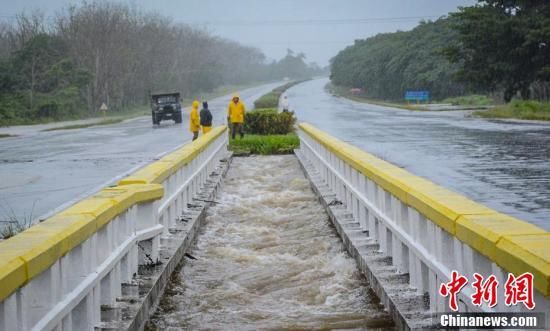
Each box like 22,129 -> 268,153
231,122 -> 244,139
192,131 -> 199,141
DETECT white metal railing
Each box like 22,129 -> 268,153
156,131 -> 228,238
297,124 -> 549,320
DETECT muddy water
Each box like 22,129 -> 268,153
148,155 -> 395,330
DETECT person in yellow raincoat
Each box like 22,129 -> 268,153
189,100 -> 200,140
227,93 -> 246,139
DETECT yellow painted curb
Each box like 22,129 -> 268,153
118,126 -> 227,185
0,184 -> 164,301
496,234 -> 550,297
299,122 -> 549,296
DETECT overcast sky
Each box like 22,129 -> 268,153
1,0 -> 476,65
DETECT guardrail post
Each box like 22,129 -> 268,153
0,293 -> 19,331
136,200 -> 160,265
20,261 -> 60,328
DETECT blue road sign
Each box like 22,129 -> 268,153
405,90 -> 430,102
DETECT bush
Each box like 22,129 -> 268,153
244,109 -> 296,135
229,134 -> 299,155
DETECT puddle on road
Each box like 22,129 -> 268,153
148,155 -> 395,330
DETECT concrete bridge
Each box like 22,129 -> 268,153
0,124 -> 548,330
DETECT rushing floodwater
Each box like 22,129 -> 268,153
290,78 -> 550,230
148,156 -> 395,330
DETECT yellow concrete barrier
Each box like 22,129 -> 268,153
0,184 -> 164,301
299,122 -> 549,297
118,126 -> 227,185
0,126 -> 228,302
496,234 -> 550,297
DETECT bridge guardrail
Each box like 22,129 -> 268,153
0,126 -> 228,331
297,123 -> 548,316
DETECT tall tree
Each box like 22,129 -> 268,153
445,0 -> 550,101
330,18 -> 465,101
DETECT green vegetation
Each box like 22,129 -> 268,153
0,33 -> 92,126
0,4 -> 323,127
442,95 -> 494,106
330,0 -> 550,120
445,1 -> 550,102
327,84 -> 419,111
253,80 -> 308,108
0,221 -> 31,239
474,101 -> 550,121
331,18 -> 464,101
0,203 -> 34,239
232,80 -> 301,155
229,134 -> 299,155
42,118 -> 126,131
253,94 -> 280,109
244,109 -> 296,135
0,134 -> 15,138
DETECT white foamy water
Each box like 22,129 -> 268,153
148,155 -> 394,330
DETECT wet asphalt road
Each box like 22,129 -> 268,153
0,82 -> 283,224
289,78 -> 550,230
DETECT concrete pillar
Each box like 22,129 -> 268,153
0,293 -> 18,331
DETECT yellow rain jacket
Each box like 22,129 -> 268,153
189,100 -> 200,132
227,93 -> 246,123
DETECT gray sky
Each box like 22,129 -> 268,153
1,0 -> 476,65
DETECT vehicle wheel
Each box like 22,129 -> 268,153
174,115 -> 182,124
152,114 -> 160,125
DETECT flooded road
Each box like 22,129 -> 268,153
289,79 -> 550,230
0,82 -> 283,225
148,156 -> 394,330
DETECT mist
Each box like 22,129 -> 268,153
2,0 -> 476,65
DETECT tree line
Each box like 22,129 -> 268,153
330,0 -> 550,102
0,2 -> 323,124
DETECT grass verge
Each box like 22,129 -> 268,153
228,134 -> 299,155
474,100 -> 550,121
43,118 -> 126,131
253,80 -> 309,108
0,81 -> 263,128
442,94 -> 493,106
327,83 -> 420,111
0,133 -> 16,138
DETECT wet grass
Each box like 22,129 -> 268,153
253,94 -> 280,108
0,133 -> 16,138
442,94 -> 493,106
0,202 -> 35,239
0,104 -> 149,127
327,83 -> 420,111
474,100 -> 550,121
229,134 -> 299,155
0,220 -> 32,239
0,82 -> 261,128
42,118 -> 126,131
253,80 -> 308,108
